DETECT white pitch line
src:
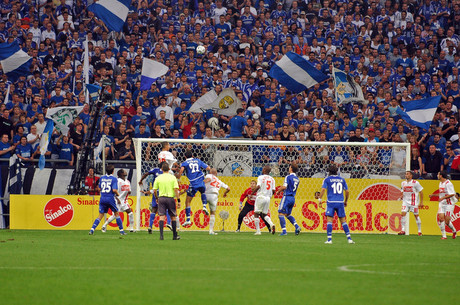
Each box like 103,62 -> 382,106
337,263 -> 457,276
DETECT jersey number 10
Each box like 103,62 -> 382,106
331,182 -> 343,194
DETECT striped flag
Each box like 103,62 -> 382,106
140,58 -> 169,91
38,120 -> 54,170
0,41 -> 32,81
86,83 -> 101,101
8,155 -> 22,195
88,0 -> 131,32
268,52 -> 328,93
396,96 -> 442,130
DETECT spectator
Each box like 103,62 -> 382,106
57,135 -> 74,167
117,138 -> 135,161
85,167 -> 100,195
422,145 -> 444,179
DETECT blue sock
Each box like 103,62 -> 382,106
201,193 -> 207,208
279,215 -> 286,233
149,212 -> 155,228
166,212 -> 171,225
116,216 -> 124,232
342,222 -> 351,239
91,218 -> 101,231
287,215 -> 299,230
327,222 -> 333,240
186,207 -> 191,221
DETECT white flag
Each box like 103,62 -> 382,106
46,106 -> 84,135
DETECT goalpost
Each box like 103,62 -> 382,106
133,138 -> 410,234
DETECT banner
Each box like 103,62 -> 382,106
189,88 -> 242,116
46,106 -> 84,134
11,179 -> 458,235
214,151 -> 253,177
333,67 -> 365,105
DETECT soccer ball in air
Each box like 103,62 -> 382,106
208,117 -> 219,130
196,45 -> 206,55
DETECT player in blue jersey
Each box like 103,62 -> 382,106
89,165 -> 125,235
317,165 -> 354,244
139,163 -> 164,234
276,164 -> 301,236
179,150 -> 211,226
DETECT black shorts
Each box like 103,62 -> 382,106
158,197 -> 177,217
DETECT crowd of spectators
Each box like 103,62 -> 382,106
0,0 -> 459,178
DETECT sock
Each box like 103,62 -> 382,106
287,215 -> 299,230
439,221 -> 446,238
186,207 -> 191,222
447,222 -> 456,233
209,215 -> 215,232
416,217 -> 422,233
201,193 -> 207,207
116,217 -> 124,232
264,215 -> 274,228
90,218 -> 101,231
327,222 -> 333,240
342,222 -> 351,239
159,220 -> 164,239
254,217 -> 260,232
172,220 -> 177,238
176,218 -> 180,229
166,212 -> 171,225
400,215 -> 406,232
279,215 -> 286,233
149,212 -> 156,228
128,212 -> 134,229
103,214 -> 116,228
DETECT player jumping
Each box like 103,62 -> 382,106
430,171 -> 458,239
317,165 -> 354,244
179,150 -> 211,226
204,168 -> 230,235
398,171 -> 424,236
252,165 -> 276,235
101,169 -> 134,233
276,164 -> 301,236
236,180 -> 271,232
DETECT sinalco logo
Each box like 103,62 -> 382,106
43,197 -> 74,227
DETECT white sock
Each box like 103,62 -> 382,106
447,221 -> 456,233
264,215 -> 274,227
415,217 -> 422,233
128,212 -> 134,229
254,218 -> 260,232
440,221 -> 446,237
209,215 -> 215,232
400,215 -> 406,232
104,214 -> 116,227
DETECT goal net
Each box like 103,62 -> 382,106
134,138 -> 410,234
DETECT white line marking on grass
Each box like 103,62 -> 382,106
338,264 -> 399,275
337,263 -> 457,276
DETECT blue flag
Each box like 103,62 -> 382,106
86,83 -> 101,101
396,96 -> 442,130
268,52 -> 329,93
8,155 -> 22,195
88,0 -> 130,32
140,58 -> 169,91
0,41 -> 32,81
39,120 -> 54,170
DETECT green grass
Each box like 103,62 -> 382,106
0,230 -> 458,305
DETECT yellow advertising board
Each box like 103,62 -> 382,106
10,178 -> 460,235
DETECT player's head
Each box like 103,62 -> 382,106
117,169 -> 126,179
405,171 -> 413,180
262,165 -> 271,175
161,162 -> 170,172
328,164 -> 338,176
106,164 -> 115,175
250,180 -> 257,189
210,168 -> 217,175
438,170 -> 448,180
290,163 -> 299,174
185,150 -> 193,159
161,142 -> 170,150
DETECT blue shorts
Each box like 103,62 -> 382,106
325,202 -> 346,218
99,198 -> 118,214
187,185 -> 206,198
150,195 -> 157,208
278,196 -> 295,215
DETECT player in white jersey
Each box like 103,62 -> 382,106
101,169 -> 134,232
204,168 -> 230,235
158,142 -> 179,174
252,165 -> 276,235
398,171 -> 424,236
430,171 -> 458,239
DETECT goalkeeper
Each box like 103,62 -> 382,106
236,180 -> 271,232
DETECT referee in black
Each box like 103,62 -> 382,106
153,162 -> 181,240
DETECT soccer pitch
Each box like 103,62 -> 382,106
0,230 -> 458,305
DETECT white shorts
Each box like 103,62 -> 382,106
438,203 -> 455,216
206,193 -> 218,212
117,201 -> 130,212
254,195 -> 270,214
401,204 -> 419,215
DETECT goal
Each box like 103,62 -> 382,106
133,138 -> 410,234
